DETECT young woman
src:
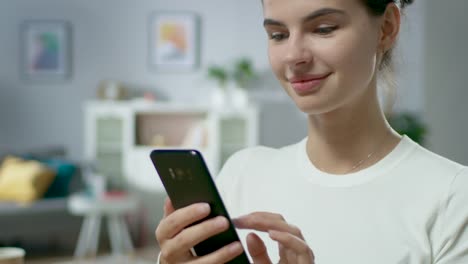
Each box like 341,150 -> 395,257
155,0 -> 468,263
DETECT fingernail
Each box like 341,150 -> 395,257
229,242 -> 242,253
269,230 -> 278,238
215,217 -> 228,228
198,203 -> 210,214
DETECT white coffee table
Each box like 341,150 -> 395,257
67,192 -> 138,258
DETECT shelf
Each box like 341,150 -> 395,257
135,112 -> 208,147
96,143 -> 122,153
85,101 -> 258,192
96,118 -> 123,142
130,101 -> 212,113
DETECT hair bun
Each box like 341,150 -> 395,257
400,0 -> 414,9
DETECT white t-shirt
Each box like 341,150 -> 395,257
217,136 -> 468,264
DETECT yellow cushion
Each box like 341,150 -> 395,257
0,156 -> 56,203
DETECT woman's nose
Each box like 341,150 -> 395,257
284,35 -> 313,68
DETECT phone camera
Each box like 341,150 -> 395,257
169,168 -> 176,179
186,169 -> 193,180
175,168 -> 184,176
169,168 -> 192,181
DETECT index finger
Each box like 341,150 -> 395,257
246,232 -> 272,264
233,212 -> 302,238
157,202 -> 211,241
163,197 -> 175,218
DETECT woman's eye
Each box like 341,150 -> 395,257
314,26 -> 338,35
269,32 -> 288,41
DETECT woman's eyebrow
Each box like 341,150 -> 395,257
263,18 -> 285,27
302,8 -> 346,23
263,8 -> 346,27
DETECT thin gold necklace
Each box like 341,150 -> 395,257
315,145 -> 381,174
345,149 -> 378,173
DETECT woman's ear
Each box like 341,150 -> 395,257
379,3 -> 401,52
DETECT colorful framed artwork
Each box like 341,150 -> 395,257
149,12 -> 200,71
20,20 -> 72,81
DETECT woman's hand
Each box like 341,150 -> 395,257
234,212 -> 315,264
155,197 -> 244,264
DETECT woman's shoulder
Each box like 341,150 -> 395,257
402,140 -> 468,261
400,137 -> 468,193
216,139 -> 306,194
216,139 -> 306,179
404,137 -> 466,175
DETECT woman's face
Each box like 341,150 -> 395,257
263,0 -> 384,115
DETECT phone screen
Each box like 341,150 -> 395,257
150,149 -> 249,264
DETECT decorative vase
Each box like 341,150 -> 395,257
210,87 -> 227,109
227,83 -> 249,109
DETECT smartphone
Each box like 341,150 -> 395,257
150,149 -> 250,264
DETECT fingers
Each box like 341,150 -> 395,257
269,230 -> 310,254
278,244 -> 288,264
156,200 -> 249,264
156,203 -> 210,243
192,241 -> 244,264
246,232 -> 272,264
234,212 -> 302,238
163,197 -> 175,218
277,243 -> 298,264
286,250 -> 298,264
269,230 -> 315,263
163,216 -> 231,258
235,212 -> 314,263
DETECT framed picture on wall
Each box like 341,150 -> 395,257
20,20 -> 72,81
149,12 -> 200,71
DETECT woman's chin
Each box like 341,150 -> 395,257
293,98 -> 344,117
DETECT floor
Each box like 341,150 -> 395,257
27,246 -> 160,264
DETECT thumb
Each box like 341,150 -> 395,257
247,232 -> 272,264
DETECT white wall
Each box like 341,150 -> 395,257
0,0 -> 426,161
0,0 -> 278,160
393,0 -> 425,114
424,0 -> 468,164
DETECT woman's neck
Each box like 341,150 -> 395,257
305,93 -> 401,175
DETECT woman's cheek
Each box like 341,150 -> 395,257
268,46 -> 285,79
328,36 -> 376,85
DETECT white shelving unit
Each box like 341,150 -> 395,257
84,101 -> 258,192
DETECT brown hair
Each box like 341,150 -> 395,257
362,0 -> 414,112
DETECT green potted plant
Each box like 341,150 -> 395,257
387,112 -> 428,145
207,65 -> 228,89
207,57 -> 257,109
232,57 -> 256,89
207,65 -> 228,108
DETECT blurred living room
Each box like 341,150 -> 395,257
0,0 -> 467,263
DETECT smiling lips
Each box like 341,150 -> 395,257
289,73 -> 331,95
